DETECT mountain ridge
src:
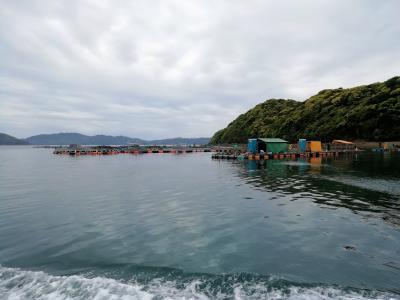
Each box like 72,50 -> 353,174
24,133 -> 210,145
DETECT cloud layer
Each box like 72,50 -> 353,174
1,0 -> 399,138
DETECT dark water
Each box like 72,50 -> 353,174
0,146 -> 399,299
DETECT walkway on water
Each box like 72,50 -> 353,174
211,151 -> 363,160
53,146 -> 212,155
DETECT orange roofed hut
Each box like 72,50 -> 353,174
331,140 -> 355,152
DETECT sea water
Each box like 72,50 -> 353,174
0,146 -> 399,299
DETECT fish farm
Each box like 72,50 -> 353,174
52,138 -> 399,159
53,145 -> 212,155
211,138 -> 369,160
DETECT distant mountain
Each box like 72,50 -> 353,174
211,76 -> 400,144
146,137 -> 210,145
0,133 -> 29,145
25,133 -> 144,145
25,133 -> 210,145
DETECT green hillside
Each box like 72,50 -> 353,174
211,76 -> 400,144
0,133 -> 29,145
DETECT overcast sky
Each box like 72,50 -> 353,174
1,0 -> 399,139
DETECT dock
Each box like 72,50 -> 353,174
211,151 -> 353,160
211,137 -> 367,160
53,145 -> 212,155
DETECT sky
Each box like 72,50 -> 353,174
1,1 -> 399,139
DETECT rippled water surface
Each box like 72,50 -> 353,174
0,146 -> 399,299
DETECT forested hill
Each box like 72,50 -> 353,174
0,133 -> 29,145
211,76 -> 400,144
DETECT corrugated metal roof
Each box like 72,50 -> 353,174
332,139 -> 354,145
258,138 -> 288,143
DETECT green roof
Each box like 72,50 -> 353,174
258,138 -> 288,143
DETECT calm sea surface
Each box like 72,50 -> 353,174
0,146 -> 399,299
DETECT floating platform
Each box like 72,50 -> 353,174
211,151 -> 362,160
53,146 -> 212,156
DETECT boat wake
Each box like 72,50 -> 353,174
0,266 -> 398,299
321,175 -> 400,197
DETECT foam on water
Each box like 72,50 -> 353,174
0,266 -> 398,300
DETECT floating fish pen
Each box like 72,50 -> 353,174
211,137 -> 367,161
371,142 -> 400,152
372,148 -> 400,152
211,153 -> 239,160
212,152 -> 339,160
53,145 -> 212,156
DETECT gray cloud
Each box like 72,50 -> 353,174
1,0 -> 399,138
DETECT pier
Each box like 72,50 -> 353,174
211,138 -> 368,160
53,145 -> 212,155
211,151 -> 348,160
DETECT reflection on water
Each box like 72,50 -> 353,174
234,153 -> 400,227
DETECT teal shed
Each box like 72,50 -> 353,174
257,138 -> 288,154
